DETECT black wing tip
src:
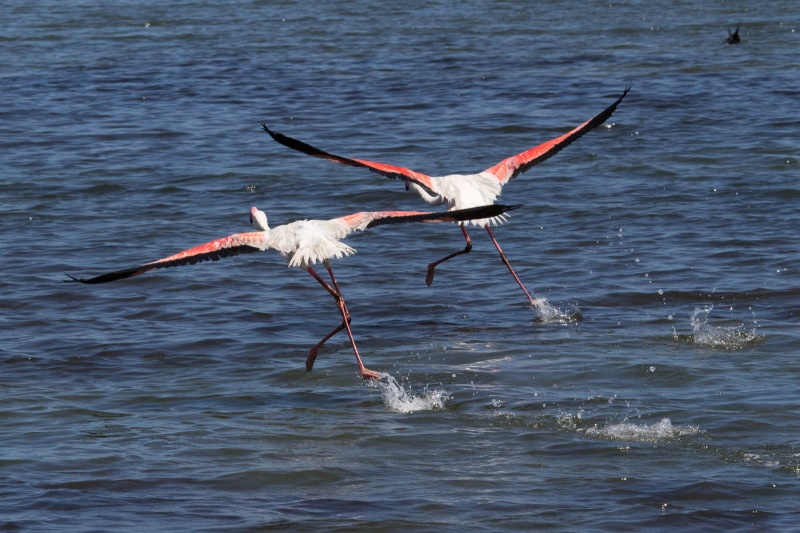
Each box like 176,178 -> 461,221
262,123 -> 290,142
448,203 -> 523,221
595,82 -> 633,123
64,271 -> 132,284
612,82 -> 634,104
363,204 -> 523,229
623,81 -> 634,95
480,203 -> 522,217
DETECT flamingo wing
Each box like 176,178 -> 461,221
262,124 -> 438,197
335,204 -> 521,232
66,231 -> 269,284
484,84 -> 632,184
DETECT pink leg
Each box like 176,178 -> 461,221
425,224 -> 473,286
305,266 -> 349,372
306,266 -> 380,380
485,226 -> 537,306
306,315 -> 349,372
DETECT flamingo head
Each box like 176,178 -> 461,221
249,207 -> 269,231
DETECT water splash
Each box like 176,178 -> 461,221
372,373 -> 449,413
679,306 -> 763,349
532,297 -> 582,323
586,417 -> 700,442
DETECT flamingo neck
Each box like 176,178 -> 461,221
249,207 -> 270,231
408,182 -> 443,206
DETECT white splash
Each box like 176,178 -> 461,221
687,306 -> 762,349
532,297 -> 582,323
373,373 -> 449,413
586,417 -> 700,442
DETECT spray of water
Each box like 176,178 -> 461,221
682,306 -> 763,349
532,297 -> 582,324
586,417 -> 700,442
370,373 -> 449,413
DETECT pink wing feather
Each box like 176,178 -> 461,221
66,232 -> 269,284
262,124 -> 437,196
484,84 -> 632,184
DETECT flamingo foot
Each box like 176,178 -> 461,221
530,297 -> 547,308
425,263 -> 437,287
360,367 -> 382,380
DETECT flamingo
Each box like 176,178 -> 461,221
262,85 -> 631,307
66,203 -> 518,379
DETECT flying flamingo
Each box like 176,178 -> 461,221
262,85 -> 631,307
66,203 -> 518,380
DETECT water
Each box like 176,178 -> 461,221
2,0 -> 799,530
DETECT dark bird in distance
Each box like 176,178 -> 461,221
727,25 -> 741,44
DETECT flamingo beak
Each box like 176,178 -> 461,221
405,181 -> 410,191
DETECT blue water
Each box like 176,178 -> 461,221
2,1 -> 799,530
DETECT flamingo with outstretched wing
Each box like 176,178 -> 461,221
67,204 -> 519,379
263,84 -> 631,306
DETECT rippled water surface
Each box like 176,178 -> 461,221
2,1 -> 799,530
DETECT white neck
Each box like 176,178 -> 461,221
408,182 -> 443,205
249,207 -> 269,231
